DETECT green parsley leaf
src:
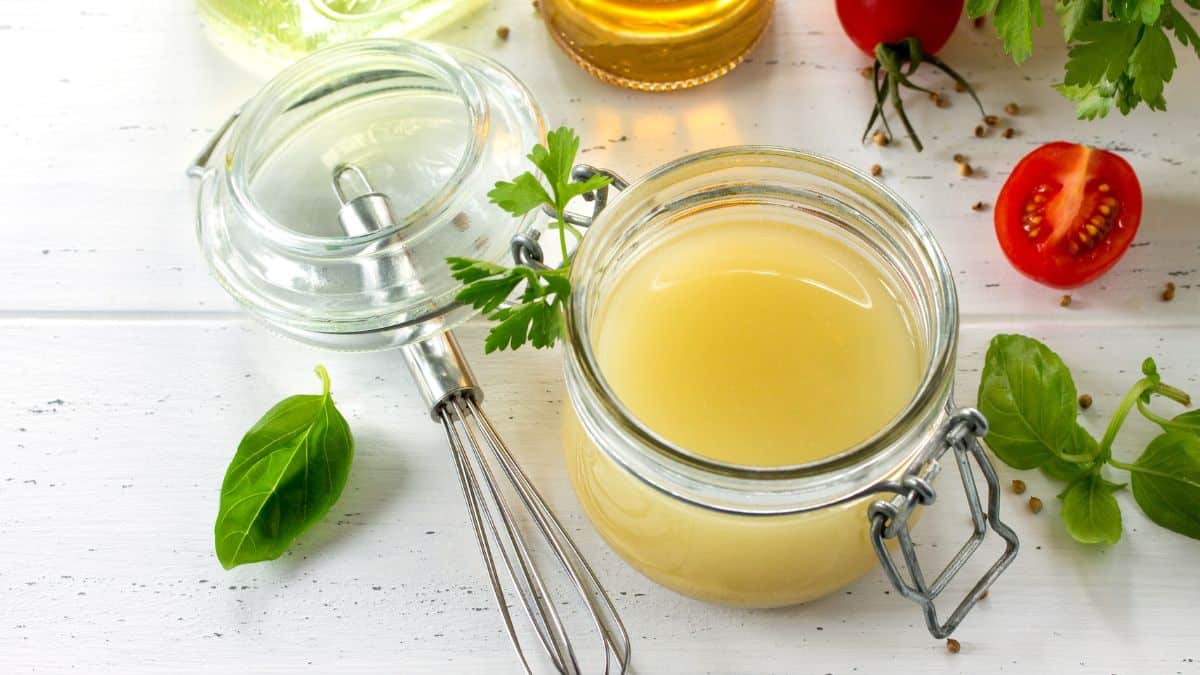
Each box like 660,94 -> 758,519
1128,24 -> 1178,109
979,0 -> 1199,116
1110,0 -> 1165,24
1064,21 -> 1144,87
487,172 -> 553,218
1164,3 -> 1200,60
1055,81 -> 1118,118
446,126 -> 611,352
970,0 -> 1044,63
1056,0 -> 1103,41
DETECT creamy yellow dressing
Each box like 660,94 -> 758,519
563,216 -> 924,606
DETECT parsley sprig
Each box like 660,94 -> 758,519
969,0 -> 1200,118
447,127 -> 611,353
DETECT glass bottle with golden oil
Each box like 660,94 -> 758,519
539,0 -> 774,91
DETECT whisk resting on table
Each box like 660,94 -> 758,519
336,164 -> 631,675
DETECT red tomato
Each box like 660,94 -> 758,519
995,142 -> 1143,289
835,0 -> 964,55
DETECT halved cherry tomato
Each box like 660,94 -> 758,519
995,142 -> 1143,289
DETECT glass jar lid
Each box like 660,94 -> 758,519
194,39 -> 545,349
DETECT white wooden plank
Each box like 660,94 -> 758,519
4,319 -> 1200,673
0,2 -> 1197,319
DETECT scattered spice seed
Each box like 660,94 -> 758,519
984,114 -> 1000,126
979,589 -> 989,600
957,161 -> 974,177
1002,127 -> 1015,139
973,16 -> 985,28
861,66 -> 874,79
953,153 -> 966,163
971,201 -> 987,212
1012,479 -> 1027,494
870,163 -> 882,176
954,80 -> 967,93
872,131 -> 890,147
1005,102 -> 1021,115
1163,281 -> 1176,302
1029,496 -> 1044,514
947,638 -> 962,654
930,92 -> 947,107
496,25 -> 510,40
974,125 -> 986,138
1059,294 -> 1072,307
1079,393 -> 1093,409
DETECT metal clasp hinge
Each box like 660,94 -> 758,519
868,407 -> 1020,639
510,165 -> 629,270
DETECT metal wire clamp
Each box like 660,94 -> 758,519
868,407 -> 1020,638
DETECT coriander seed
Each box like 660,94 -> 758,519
1028,496 -> 1044,514
870,163 -> 882,176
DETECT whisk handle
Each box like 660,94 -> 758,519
401,332 -> 481,421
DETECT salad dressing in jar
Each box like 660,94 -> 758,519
561,148 -> 1019,629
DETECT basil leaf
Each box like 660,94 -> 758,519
978,334 -> 1097,469
1163,409 -> 1200,434
214,366 -> 354,569
1041,427 -> 1099,481
1128,432 -> 1200,540
1059,472 -> 1124,544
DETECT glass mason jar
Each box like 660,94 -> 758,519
539,0 -> 775,91
191,39 -> 545,350
197,0 -> 488,74
561,148 -> 1018,636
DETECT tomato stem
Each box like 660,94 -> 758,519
861,38 -> 988,152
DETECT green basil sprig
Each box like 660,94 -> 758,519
978,334 -> 1199,544
214,365 -> 354,569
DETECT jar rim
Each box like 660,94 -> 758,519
225,39 -> 489,254
565,146 -> 959,509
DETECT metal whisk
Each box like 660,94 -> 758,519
335,165 -> 631,675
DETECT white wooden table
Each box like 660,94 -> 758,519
4,2 -> 1200,673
